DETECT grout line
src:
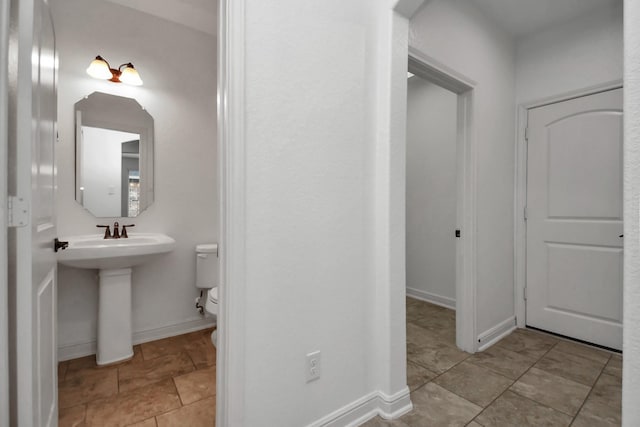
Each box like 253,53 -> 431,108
567,354 -> 611,426
464,343 -> 558,425
398,300 -> 621,426
58,331 -> 218,425
173,376 -> 185,407
466,332 -> 559,424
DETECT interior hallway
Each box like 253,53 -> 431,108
58,328 -> 216,426
364,297 -> 622,426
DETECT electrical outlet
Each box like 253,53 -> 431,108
306,351 -> 321,383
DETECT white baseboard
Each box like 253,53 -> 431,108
309,387 -> 412,427
58,317 -> 216,361
406,287 -> 456,310
477,316 -> 516,352
59,341 -> 96,362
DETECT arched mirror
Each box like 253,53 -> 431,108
75,92 -> 154,217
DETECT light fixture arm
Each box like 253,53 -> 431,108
117,63 -> 134,71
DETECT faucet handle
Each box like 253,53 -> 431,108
112,221 -> 120,239
96,224 -> 112,239
121,224 -> 135,238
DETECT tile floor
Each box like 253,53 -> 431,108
364,297 -> 622,427
58,301 -> 621,427
58,327 -> 216,427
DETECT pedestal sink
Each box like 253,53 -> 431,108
57,233 -> 176,365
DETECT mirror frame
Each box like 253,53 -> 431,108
74,92 -> 154,217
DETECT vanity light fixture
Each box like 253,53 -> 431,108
86,55 -> 143,86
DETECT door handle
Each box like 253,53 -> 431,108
54,238 -> 69,252
619,234 -> 624,238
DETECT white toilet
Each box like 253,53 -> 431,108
196,243 -> 219,346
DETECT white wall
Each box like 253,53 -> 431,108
80,127 -> 138,217
52,0 -> 217,358
623,1 -> 640,424
409,0 -> 517,336
516,3 -> 623,104
406,77 -> 457,307
236,0 -> 384,424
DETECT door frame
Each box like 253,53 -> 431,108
407,47 -> 478,353
216,0 -> 246,425
0,0 -> 9,424
513,79 -> 624,328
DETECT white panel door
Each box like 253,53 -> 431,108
526,88 -> 623,350
10,0 -> 59,425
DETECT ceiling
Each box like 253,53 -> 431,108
104,0 -> 217,36
470,0 -> 620,38
102,0 -> 620,42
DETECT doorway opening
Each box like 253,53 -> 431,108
405,48 -> 477,355
406,67 -> 459,356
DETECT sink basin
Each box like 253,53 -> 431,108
57,233 -> 176,270
56,232 -> 176,365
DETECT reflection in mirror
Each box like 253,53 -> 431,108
75,92 -> 154,217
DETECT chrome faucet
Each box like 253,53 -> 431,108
97,221 -> 135,239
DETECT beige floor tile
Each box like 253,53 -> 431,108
407,300 -> 451,322
466,422 -> 483,427
185,334 -> 217,369
406,296 -> 421,306
435,328 -> 457,346
360,416 -> 410,427
493,329 -> 557,360
408,339 -> 470,374
603,354 -> 622,379
85,378 -> 181,426
411,311 -> 456,333
58,366 -> 118,409
590,373 -> 622,410
475,390 -> 572,426
406,361 -> 438,391
182,327 -> 216,343
417,310 -> 457,346
140,335 -> 188,360
58,404 -> 86,427
118,351 -> 195,392
174,365 -> 217,405
58,361 -> 69,382
572,394 -> 621,427
406,323 -> 443,349
127,418 -> 157,427
510,367 -> 590,416
434,361 -> 513,407
65,346 -> 144,382
534,348 -> 605,386
118,345 -> 145,367
66,354 -> 98,373
401,383 -> 481,426
553,340 -> 611,364
406,305 -> 425,322
468,345 -> 535,379
156,397 -> 216,427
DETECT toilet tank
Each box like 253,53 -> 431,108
196,243 -> 219,289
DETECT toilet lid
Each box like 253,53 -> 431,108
208,287 -> 218,303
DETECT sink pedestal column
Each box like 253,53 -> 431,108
97,268 -> 133,365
